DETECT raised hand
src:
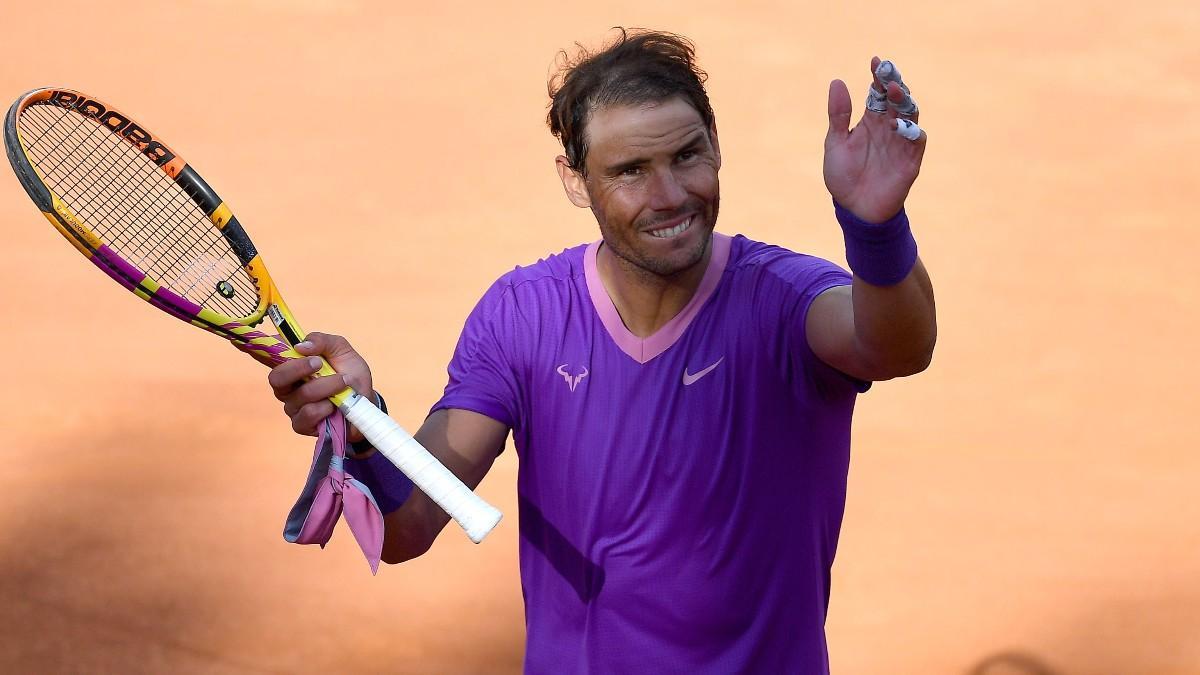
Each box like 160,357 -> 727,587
823,57 -> 927,223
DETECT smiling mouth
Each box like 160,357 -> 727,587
647,216 -> 693,239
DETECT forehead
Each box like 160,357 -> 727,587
583,97 -> 707,160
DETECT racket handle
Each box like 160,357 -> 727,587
340,394 -> 502,543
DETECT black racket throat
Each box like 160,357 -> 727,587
173,165 -> 258,266
268,305 -> 303,345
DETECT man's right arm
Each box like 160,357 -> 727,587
267,332 -> 510,564
378,407 -> 507,563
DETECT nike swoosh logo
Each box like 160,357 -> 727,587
682,357 -> 724,386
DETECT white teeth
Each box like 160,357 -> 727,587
649,217 -> 692,239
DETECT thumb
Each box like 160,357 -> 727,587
826,79 -> 852,143
294,331 -> 339,357
296,332 -> 363,369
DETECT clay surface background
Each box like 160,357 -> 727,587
0,2 -> 1196,673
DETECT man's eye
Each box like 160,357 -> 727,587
677,150 -> 697,162
621,166 -> 643,176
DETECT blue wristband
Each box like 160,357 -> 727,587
345,450 -> 415,515
343,392 -> 415,515
834,200 -> 918,286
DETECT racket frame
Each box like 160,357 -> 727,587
5,87 -> 501,543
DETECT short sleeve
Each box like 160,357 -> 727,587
758,252 -> 871,395
429,279 -> 523,429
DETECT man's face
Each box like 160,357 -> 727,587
563,96 -> 721,278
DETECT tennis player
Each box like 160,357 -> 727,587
268,29 -> 935,673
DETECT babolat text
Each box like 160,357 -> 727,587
47,90 -> 175,166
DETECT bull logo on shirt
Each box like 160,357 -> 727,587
555,364 -> 589,392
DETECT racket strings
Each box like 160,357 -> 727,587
26,108 -> 185,266
26,105 -> 260,315
19,103 -> 261,319
23,104 -> 260,313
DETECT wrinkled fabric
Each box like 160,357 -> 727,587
283,410 -> 385,574
431,234 -> 867,673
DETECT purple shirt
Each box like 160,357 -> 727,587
432,233 -> 867,674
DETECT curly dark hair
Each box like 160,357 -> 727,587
547,28 -> 715,175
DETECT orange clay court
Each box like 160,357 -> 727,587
0,1 -> 1196,673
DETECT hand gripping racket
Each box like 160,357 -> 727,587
4,88 -> 502,543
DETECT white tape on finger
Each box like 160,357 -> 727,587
892,97 -> 919,117
875,59 -> 919,117
866,86 -> 888,113
895,118 -> 922,141
875,60 -> 904,86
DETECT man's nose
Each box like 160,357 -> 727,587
646,169 -> 687,211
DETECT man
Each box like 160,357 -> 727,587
268,29 -> 935,673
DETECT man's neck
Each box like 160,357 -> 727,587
596,238 -> 713,338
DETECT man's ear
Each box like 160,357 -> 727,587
556,155 -> 591,208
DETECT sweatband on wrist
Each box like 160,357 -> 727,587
834,200 -> 918,286
343,450 -> 415,515
342,391 -> 416,514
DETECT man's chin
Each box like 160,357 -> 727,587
628,229 -> 712,278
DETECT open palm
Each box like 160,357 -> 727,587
823,57 -> 926,223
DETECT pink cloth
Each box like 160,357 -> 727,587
283,410 -> 385,574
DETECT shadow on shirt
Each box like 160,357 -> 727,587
519,494 -> 606,603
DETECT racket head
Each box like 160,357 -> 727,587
6,89 -> 503,536
4,87 -> 296,367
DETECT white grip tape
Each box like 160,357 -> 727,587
342,396 -> 502,543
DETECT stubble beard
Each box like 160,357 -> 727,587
600,196 -> 720,281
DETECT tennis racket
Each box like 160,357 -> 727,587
4,87 -> 502,543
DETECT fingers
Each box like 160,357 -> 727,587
295,331 -> 369,382
876,60 -> 918,120
290,400 -> 336,436
268,355 -> 324,399
278,369 -> 352,436
865,57 -> 918,121
296,331 -> 355,359
271,330 -> 373,437
826,79 -> 853,142
283,372 -> 353,412
893,118 -> 926,144
865,56 -> 889,114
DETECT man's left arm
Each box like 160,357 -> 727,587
807,256 -> 936,381
808,57 -> 937,382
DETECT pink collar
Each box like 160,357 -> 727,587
584,232 -> 731,364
